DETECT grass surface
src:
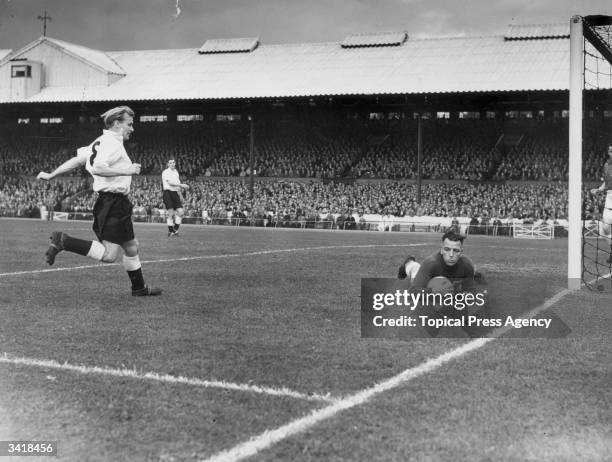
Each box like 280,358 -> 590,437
0,219 -> 610,461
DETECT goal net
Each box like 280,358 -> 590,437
569,15 -> 612,291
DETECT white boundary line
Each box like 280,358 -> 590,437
200,278 -> 603,462
0,354 -> 336,404
200,337 -> 486,462
0,243 -> 425,278
0,242 -> 558,278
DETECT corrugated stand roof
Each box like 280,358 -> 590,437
1,23 -> 608,104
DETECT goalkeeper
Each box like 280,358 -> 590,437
398,230 -> 479,293
399,230 -> 485,337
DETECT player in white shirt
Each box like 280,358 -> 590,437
36,106 -> 161,296
590,143 -> 612,263
161,159 -> 190,236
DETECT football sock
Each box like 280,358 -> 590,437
86,241 -> 106,261
123,255 -> 145,291
174,216 -> 182,232
63,235 -> 104,260
167,217 -> 174,233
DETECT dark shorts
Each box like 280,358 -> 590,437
163,190 -> 182,210
92,192 -> 135,244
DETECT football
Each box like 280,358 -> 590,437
426,276 -> 455,294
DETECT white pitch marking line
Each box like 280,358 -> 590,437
480,245 -> 559,252
200,281 -> 593,462
0,243 -> 426,278
0,263 -> 109,277
0,354 -> 336,404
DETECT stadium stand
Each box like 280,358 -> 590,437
0,117 -> 608,181
0,28 -> 609,235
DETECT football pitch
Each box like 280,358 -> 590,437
1,218 -> 611,462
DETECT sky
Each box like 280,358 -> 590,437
0,0 -> 611,52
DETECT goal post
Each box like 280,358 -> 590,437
568,16 -> 583,290
568,15 -> 612,290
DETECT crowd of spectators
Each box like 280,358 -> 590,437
202,120 -> 358,179
491,119 -> 612,181
0,175 -> 87,218
3,175 -> 605,227
1,114 -> 610,231
491,121 -> 569,181
1,117 -> 609,182
350,119 -> 500,181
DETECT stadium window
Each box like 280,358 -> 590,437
140,115 -> 168,122
536,110 -> 545,119
369,112 -> 384,120
177,114 -> 204,122
604,110 -> 612,118
459,111 -> 480,119
504,111 -> 518,119
519,111 -> 533,119
11,65 -> 31,78
17,118 -> 30,124
387,112 -> 402,120
485,111 -> 496,119
436,112 -> 450,119
561,110 -> 569,118
40,117 -> 63,124
216,114 -> 241,122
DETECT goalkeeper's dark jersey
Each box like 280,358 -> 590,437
411,252 -> 475,292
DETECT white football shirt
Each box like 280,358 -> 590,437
162,168 -> 181,192
78,130 -> 133,194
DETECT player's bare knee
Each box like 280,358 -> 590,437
122,240 -> 139,257
101,248 -> 120,263
124,247 -> 138,257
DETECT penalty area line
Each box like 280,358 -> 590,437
199,281 -> 588,462
0,243 -> 426,278
0,354 -> 336,404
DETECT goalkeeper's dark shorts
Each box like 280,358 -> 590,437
92,192 -> 135,244
163,190 -> 182,210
